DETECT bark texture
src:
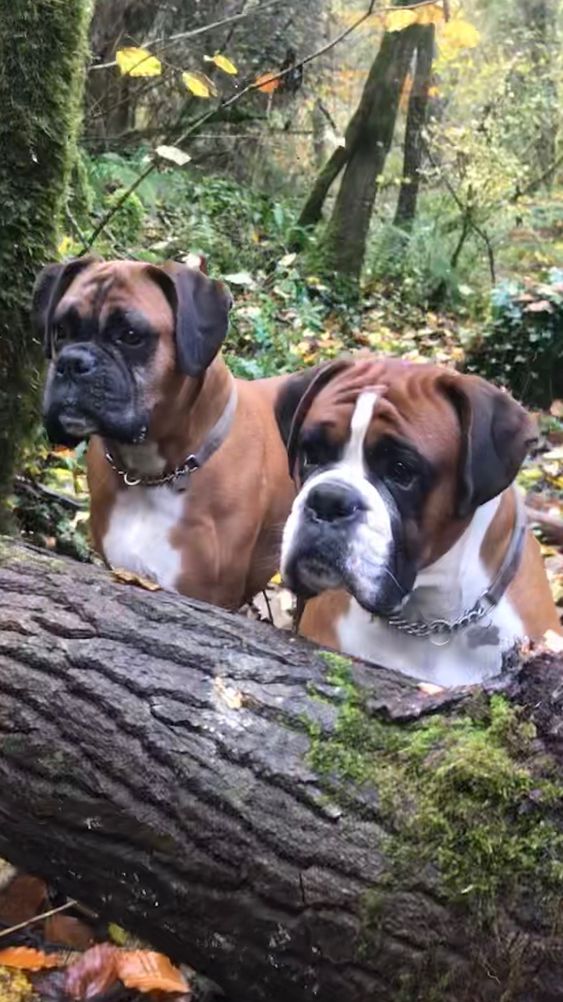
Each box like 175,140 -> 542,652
320,27 -> 418,280
394,24 -> 435,228
0,539 -> 562,1002
0,0 -> 93,529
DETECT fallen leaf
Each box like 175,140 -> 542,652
214,677 -> 243,711
0,948 -> 63,971
0,875 -> 47,926
65,944 -> 118,1000
116,950 -> 188,994
44,915 -> 95,952
116,47 -> 162,77
543,630 -> 563,653
524,299 -> 553,313
418,682 -> 444,696
155,145 -> 192,167
111,569 -> 161,591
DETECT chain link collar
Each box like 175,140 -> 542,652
383,492 -> 528,643
105,450 -> 200,489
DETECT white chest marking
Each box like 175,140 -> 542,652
336,495 -> 525,687
103,486 -> 184,590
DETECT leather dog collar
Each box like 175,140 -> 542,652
105,382 -> 238,492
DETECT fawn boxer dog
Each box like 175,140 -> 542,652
276,356 -> 562,687
36,255 -> 295,609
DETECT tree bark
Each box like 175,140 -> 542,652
0,538 -> 562,1002
393,24 -> 435,229
0,0 -> 93,530
320,27 -> 418,281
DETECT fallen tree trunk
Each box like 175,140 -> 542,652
0,538 -> 562,1002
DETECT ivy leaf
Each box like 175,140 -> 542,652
116,47 -> 162,77
155,145 -> 192,167
182,70 -> 218,98
204,52 -> 238,75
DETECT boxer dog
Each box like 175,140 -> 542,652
35,256 -> 295,609
276,356 -> 562,687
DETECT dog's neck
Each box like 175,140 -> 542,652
111,356 -> 234,478
398,492 -> 511,625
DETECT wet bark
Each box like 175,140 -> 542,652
0,538 -> 561,1002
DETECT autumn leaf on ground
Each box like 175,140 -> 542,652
254,71 -> 280,94
0,966 -> 33,1002
111,568 -> 161,591
65,944 -> 118,999
0,948 -> 63,971
116,950 -> 189,993
116,47 -> 162,77
0,874 -> 47,926
155,145 -> 192,167
182,71 -> 217,98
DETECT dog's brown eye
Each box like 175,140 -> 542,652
390,460 -> 415,489
118,328 -> 144,348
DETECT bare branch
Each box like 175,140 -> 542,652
90,0 -> 286,72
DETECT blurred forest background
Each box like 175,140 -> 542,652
0,0 -> 562,608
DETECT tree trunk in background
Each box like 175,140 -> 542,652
519,0 -> 558,180
319,27 -> 418,281
0,0 -> 93,531
0,538 -> 562,1002
393,24 -> 435,229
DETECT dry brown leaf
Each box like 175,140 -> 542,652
116,950 -> 189,994
111,568 -> 161,591
43,915 -> 95,952
65,943 -> 119,1000
0,875 -> 47,926
0,947 -> 63,971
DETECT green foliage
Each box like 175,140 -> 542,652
464,269 -> 563,407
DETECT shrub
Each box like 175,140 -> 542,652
463,269 -> 563,407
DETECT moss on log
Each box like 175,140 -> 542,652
0,0 -> 93,529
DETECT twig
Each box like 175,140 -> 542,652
90,0 -> 285,72
81,0 -> 379,251
0,899 -> 78,939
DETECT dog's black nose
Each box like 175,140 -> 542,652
55,345 -> 97,380
306,482 -> 363,523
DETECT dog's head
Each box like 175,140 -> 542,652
276,357 -> 536,616
35,256 -> 232,446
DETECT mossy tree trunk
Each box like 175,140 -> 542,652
319,26 -> 418,282
393,24 -> 435,229
0,0 -> 93,531
0,538 -> 562,1002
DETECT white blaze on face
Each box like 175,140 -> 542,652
281,390 -> 395,604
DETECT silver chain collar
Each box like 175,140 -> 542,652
104,450 -> 199,489
385,594 -> 492,639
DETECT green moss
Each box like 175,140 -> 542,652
0,0 -> 93,530
305,671 -> 563,922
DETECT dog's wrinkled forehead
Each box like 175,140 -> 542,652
55,260 -> 173,329
303,358 -> 461,459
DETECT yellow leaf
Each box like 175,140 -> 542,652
182,70 -> 217,98
416,3 -> 445,25
116,47 -> 162,78
57,235 -> 73,257
269,571 -> 282,586
439,17 -> 480,51
205,52 -> 238,75
385,9 -> 417,31
112,568 -> 161,591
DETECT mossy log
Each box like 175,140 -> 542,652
0,538 -> 562,1002
0,0 -> 93,529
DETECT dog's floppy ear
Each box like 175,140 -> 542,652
150,262 -> 232,377
33,257 -> 97,358
275,359 -> 352,476
442,373 -> 538,518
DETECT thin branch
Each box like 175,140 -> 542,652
90,0 -> 285,72
81,0 -> 380,251
0,899 -> 78,939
